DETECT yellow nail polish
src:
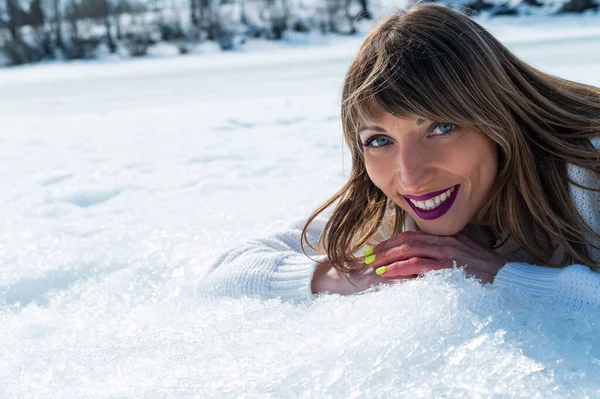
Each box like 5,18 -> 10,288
363,247 -> 374,257
365,255 -> 376,265
376,266 -> 387,275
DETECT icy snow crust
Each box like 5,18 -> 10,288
1,16 -> 600,398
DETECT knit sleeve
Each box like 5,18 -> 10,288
567,137 -> 600,263
198,216 -> 327,302
494,263 -> 600,309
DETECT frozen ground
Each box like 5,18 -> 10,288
1,15 -> 600,398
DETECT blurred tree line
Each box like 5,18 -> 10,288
0,0 -> 597,66
0,0 -> 373,65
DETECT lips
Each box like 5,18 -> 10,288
402,184 -> 460,221
402,186 -> 455,201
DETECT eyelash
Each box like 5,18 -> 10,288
361,135 -> 390,148
431,123 -> 457,137
360,123 -> 458,148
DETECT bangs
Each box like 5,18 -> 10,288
343,16 -> 497,138
348,55 -> 479,131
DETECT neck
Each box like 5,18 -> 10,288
462,223 -> 497,247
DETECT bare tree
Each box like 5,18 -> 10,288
260,0 -> 289,40
1,0 -> 40,64
102,0 -> 116,53
25,0 -> 55,57
199,0 -> 216,40
190,0 -> 199,26
356,0 -> 371,19
52,0 -> 65,51
321,0 -> 359,34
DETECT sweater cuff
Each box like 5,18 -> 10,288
493,262 -> 564,299
270,254 -> 325,301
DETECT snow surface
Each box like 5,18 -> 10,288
1,15 -> 600,398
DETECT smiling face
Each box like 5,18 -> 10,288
359,113 -> 499,236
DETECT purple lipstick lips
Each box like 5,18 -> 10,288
402,184 -> 460,221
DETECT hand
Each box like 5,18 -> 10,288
366,231 -> 509,284
312,260 -> 416,295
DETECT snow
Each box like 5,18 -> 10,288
1,15 -> 600,397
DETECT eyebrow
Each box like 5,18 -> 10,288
358,118 -> 430,134
358,125 -> 387,134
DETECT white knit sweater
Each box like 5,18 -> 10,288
199,139 -> 600,308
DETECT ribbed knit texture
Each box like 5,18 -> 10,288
199,139 -> 600,307
492,137 -> 600,308
199,218 -> 327,302
495,263 -> 600,308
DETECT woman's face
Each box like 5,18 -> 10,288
359,113 -> 499,236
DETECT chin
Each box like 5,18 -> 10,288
415,221 -> 464,237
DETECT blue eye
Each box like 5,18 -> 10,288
363,136 -> 391,148
431,123 -> 456,136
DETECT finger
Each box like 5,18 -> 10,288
372,231 -> 424,254
367,240 -> 456,269
379,275 -> 419,285
453,232 -> 484,251
355,276 -> 418,295
377,257 -> 454,278
373,231 -> 458,255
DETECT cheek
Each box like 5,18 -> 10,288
460,137 -> 498,195
479,138 -> 499,179
364,156 -> 394,193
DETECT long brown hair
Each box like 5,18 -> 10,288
302,3 -> 600,274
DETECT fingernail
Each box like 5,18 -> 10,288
376,266 -> 387,275
365,255 -> 376,265
363,247 -> 374,257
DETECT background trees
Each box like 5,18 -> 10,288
0,0 -> 597,66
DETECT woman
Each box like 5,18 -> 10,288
199,4 -> 600,308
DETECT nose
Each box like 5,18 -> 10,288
395,145 -> 435,194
